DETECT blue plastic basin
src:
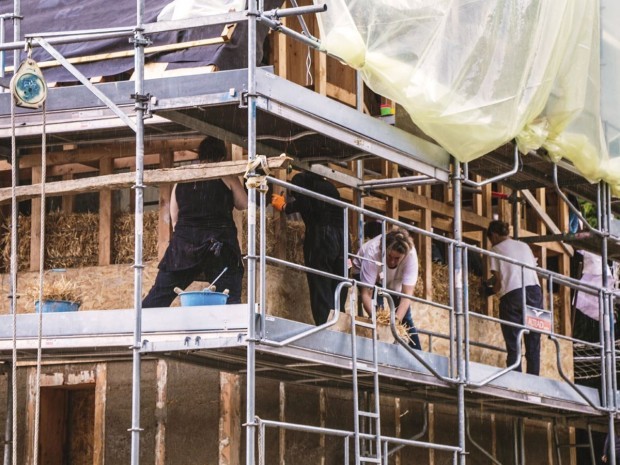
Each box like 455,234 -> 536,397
179,290 -> 229,306
35,300 -> 80,313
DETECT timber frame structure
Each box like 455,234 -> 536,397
0,1 -> 619,465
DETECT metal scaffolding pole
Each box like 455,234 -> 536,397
5,4 -> 20,465
246,1 -> 259,464
452,159 -> 466,465
600,182 -> 617,465
130,0 -> 146,464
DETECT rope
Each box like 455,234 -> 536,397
32,101 -> 47,465
305,47 -> 313,87
9,84 -> 17,465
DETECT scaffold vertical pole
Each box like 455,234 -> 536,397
130,0 -> 146,464
6,4 -> 20,465
246,1 -> 260,464
452,159 -> 466,465
601,182 -> 616,465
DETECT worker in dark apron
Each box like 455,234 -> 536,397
142,137 -> 247,308
272,171 -> 346,325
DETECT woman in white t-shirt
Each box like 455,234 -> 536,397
351,228 -> 421,349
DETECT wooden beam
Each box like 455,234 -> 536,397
521,189 -> 573,256
0,138 -> 202,172
0,156 -> 291,204
98,158 -> 113,266
219,372 -> 241,465
94,363 -> 107,465
157,149 -> 174,261
30,166 -> 42,271
5,32 -> 233,72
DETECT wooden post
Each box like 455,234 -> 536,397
61,174 -> 75,213
219,372 -> 240,465
314,46 -> 327,96
94,363 -> 108,465
157,149 -> 174,261
428,403 -> 435,465
273,1 -> 288,78
481,178 -> 494,314
536,189 -> 549,307
491,413 -> 497,459
273,165 -> 288,261
557,196 -> 571,335
385,163 -> 400,220
231,145 -> 247,259
25,367 -> 37,465
420,185 -> 433,300
154,360 -> 167,465
279,382 -> 286,465
394,397 -> 401,465
30,166 -> 42,271
98,158 -> 113,266
320,388 -> 326,465
499,186 -> 512,223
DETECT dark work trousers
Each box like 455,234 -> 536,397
369,289 -> 422,350
142,263 -> 244,308
304,226 -> 347,325
499,285 -> 543,375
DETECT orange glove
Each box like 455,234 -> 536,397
271,194 -> 286,212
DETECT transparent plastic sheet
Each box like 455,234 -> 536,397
315,1 -> 620,192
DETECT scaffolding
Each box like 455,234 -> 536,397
0,1 -> 618,465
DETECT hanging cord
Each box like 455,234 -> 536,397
32,100 -> 46,465
9,77 -> 17,465
305,46 -> 313,87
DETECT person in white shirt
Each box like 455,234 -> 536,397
487,220 -> 543,375
351,227 -> 421,349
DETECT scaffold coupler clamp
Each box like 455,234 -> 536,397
131,92 -> 155,119
244,154 -> 272,193
11,39 -> 47,109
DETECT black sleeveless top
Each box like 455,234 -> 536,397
175,179 -> 235,229
159,179 -> 241,272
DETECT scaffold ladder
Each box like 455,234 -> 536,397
350,289 -> 382,464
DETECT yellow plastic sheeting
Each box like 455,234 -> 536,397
601,0 -> 620,186
315,1 -> 618,191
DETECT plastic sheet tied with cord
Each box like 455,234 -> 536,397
315,0 -> 620,194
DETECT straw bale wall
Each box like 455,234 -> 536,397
0,210 -> 571,381
0,211 -> 159,271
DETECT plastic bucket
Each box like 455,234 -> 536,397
179,290 -> 229,307
35,300 -> 80,313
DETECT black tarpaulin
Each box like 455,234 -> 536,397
0,0 -> 281,83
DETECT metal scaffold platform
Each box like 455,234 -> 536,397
0,307 -> 604,421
